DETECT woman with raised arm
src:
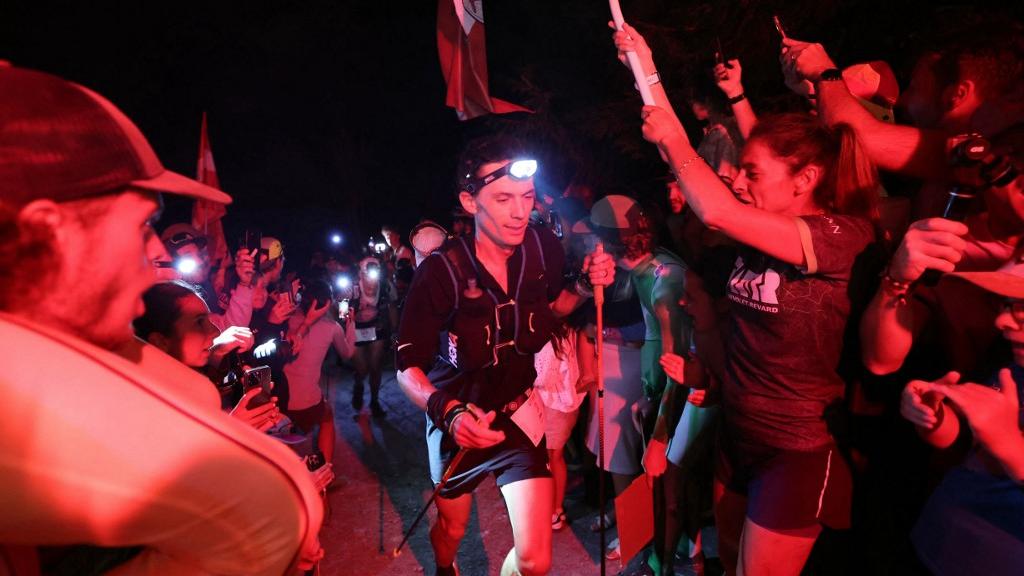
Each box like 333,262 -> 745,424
614,23 -> 882,576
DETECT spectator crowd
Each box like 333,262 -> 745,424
1,8 -> 1022,576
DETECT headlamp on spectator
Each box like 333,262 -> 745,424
365,261 -> 382,281
176,257 -> 199,275
462,159 -> 538,194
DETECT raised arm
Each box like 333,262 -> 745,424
641,106 -> 808,266
859,218 -> 969,374
331,313 -> 356,361
783,37 -> 950,180
610,22 -> 677,121
715,59 -> 757,140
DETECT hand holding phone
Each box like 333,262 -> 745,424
243,365 -> 273,409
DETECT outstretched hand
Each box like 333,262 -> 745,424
640,105 -> 686,150
714,59 -> 744,99
230,387 -> 280,432
450,404 -> 505,449
929,368 -> 1021,452
780,37 -> 837,84
268,291 -> 298,325
660,352 -> 686,385
888,218 -> 969,284
609,21 -> 654,73
305,298 -> 330,325
643,438 -> 668,488
234,248 -> 257,286
900,372 -> 958,429
211,326 -> 255,363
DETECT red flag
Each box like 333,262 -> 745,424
191,112 -> 229,265
437,0 -> 531,121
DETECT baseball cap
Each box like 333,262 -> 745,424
843,61 -> 900,123
161,223 -> 207,252
410,221 -> 448,264
946,253 -> 1024,299
571,217 -> 594,235
0,66 -> 231,206
590,195 -> 644,232
261,236 -> 284,261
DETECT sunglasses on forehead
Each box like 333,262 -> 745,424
165,232 -> 208,250
462,159 -> 538,194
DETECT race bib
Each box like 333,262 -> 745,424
510,390 -> 546,447
355,326 -> 377,343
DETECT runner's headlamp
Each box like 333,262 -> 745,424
462,159 -> 538,194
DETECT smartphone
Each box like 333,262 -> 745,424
920,188 -> 978,286
339,298 -> 350,321
942,189 -> 976,222
243,365 -> 273,408
773,15 -> 788,40
714,37 -> 725,66
242,230 -> 262,272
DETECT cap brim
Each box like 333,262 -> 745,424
946,271 -> 1024,299
131,169 -> 232,204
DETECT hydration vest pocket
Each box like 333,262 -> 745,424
514,283 -> 555,354
444,291 -> 495,371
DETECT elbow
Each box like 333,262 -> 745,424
696,205 -> 728,231
861,352 -> 901,376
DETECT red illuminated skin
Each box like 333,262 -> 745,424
19,191 -> 160,349
618,22 -> 881,576
146,293 -> 279,432
151,293 -> 219,368
902,303 -> 1024,483
667,181 -> 685,214
145,225 -> 177,281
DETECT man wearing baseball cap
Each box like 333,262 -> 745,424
0,66 -> 322,574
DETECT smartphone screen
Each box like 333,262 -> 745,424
339,299 -> 350,320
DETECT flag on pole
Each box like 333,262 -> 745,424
191,112 -> 229,266
437,0 -> 531,121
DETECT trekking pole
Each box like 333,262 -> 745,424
593,242 -> 607,576
392,447 -> 469,557
378,469 -> 385,554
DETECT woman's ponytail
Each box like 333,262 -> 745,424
828,123 -> 880,222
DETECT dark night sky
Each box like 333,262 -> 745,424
3,0 -> 1021,265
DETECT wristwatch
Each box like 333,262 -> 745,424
817,68 -> 842,83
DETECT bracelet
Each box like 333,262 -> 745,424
633,71 -> 661,90
426,389 -> 458,428
880,270 -> 912,307
575,277 -> 594,298
674,154 -> 705,174
815,67 -> 843,84
444,404 -> 470,435
727,93 -> 746,105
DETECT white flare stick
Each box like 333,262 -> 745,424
609,0 -> 656,105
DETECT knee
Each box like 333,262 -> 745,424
515,549 -> 551,576
435,515 -> 468,542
